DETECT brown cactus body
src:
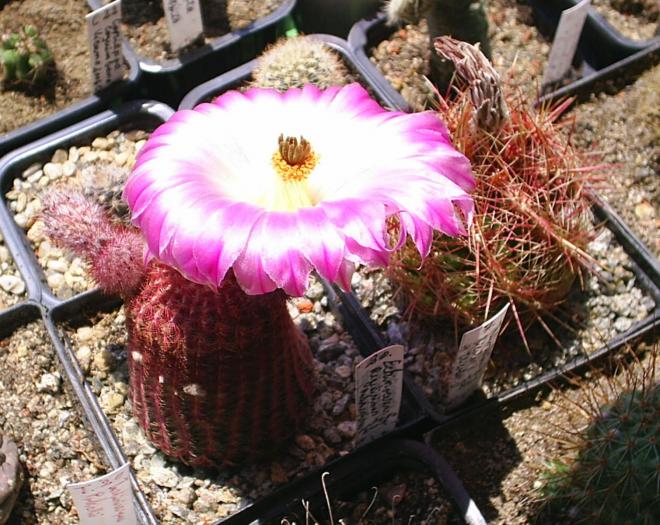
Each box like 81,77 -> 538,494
126,264 -> 316,467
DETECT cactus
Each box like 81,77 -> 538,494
387,38 -> 596,347
252,36 -> 349,91
0,434 -> 22,525
539,350 -> 659,524
0,26 -> 54,87
384,0 -> 490,92
41,190 -> 316,466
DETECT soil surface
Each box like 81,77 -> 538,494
0,0 -> 93,136
0,322 -> 107,524
591,0 -> 658,40
430,341 -> 658,524
115,0 -> 285,62
61,277 -> 361,525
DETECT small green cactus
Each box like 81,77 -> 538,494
540,370 -> 660,524
252,36 -> 349,91
0,26 -> 54,87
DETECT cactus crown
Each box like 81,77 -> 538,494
251,36 -> 349,91
540,351 -> 659,524
0,26 -> 54,87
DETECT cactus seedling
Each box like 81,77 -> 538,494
252,36 -> 349,91
387,38 -> 597,347
0,26 -> 54,87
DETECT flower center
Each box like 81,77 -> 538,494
272,134 -> 318,182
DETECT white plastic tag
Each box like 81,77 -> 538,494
162,0 -> 204,51
86,0 -> 125,92
442,303 -> 510,410
355,345 -> 404,446
542,0 -> 591,86
68,463 -> 137,525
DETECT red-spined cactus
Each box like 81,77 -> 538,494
42,191 -> 315,467
387,38 -> 597,347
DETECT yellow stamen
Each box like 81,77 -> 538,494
272,134 -> 318,182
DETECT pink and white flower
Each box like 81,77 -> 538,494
124,83 -> 474,296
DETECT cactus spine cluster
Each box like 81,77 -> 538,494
540,353 -> 659,524
387,38 -> 595,346
0,26 -> 54,87
252,36 -> 349,91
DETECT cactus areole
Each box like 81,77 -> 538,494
48,84 -> 475,467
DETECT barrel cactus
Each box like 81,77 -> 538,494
387,38 -> 595,346
252,36 -> 349,91
0,26 -> 54,87
0,434 -> 22,525
539,358 -> 659,524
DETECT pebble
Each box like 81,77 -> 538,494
151,466 -> 179,488
43,162 -> 63,179
0,275 -> 25,295
36,372 -> 61,394
51,149 -> 68,164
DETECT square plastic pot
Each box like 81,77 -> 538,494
347,6 -> 660,107
87,0 -> 296,107
0,93 -> 436,523
0,43 -> 141,159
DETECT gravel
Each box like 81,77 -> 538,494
570,64 -> 659,257
0,322 -> 107,524
590,0 -> 658,40
0,235 -> 26,310
63,276 -> 364,525
354,226 -> 655,405
5,129 -> 150,299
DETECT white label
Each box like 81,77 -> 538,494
86,0 -> 125,92
68,464 -> 137,525
542,0 -> 591,86
355,345 -> 404,446
163,0 -> 204,51
442,303 -> 510,410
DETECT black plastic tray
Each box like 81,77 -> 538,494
218,438 -> 486,525
327,198 -> 659,429
180,33 -> 374,109
0,95 -> 441,523
0,40 -> 141,159
87,0 -> 296,107
347,5 -> 660,107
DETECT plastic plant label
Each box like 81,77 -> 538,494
68,463 -> 137,525
355,345 -> 404,446
86,0 -> 125,92
442,303 -> 510,410
163,0 -> 204,51
542,0 -> 591,86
